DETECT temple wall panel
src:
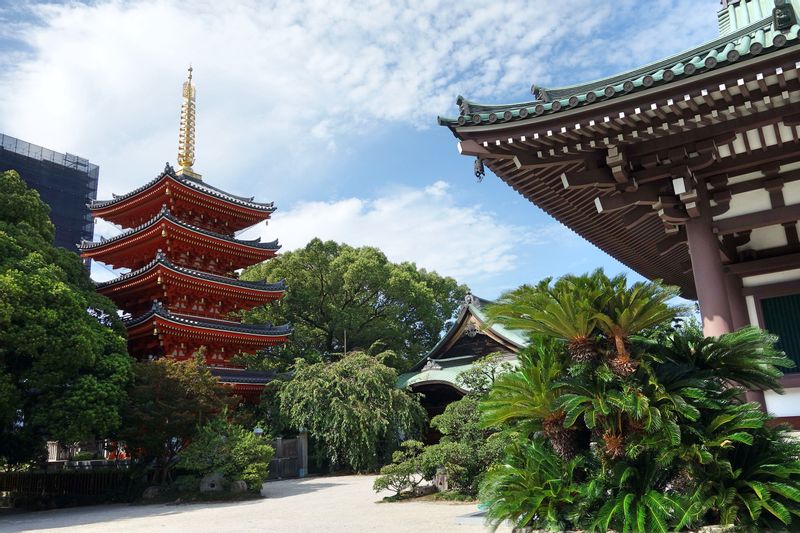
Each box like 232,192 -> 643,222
714,188 -> 772,220
782,180 -> 800,205
764,388 -> 800,417
739,225 -> 788,252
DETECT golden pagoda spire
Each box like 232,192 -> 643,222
177,65 -> 201,179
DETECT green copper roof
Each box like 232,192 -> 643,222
468,300 -> 529,348
397,295 -> 529,392
439,6 -> 799,128
396,356 -> 519,392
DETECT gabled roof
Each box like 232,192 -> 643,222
125,301 -> 291,337
95,251 -> 286,292
439,13 -> 798,128
90,163 -> 276,212
79,204 -> 280,251
406,294 -> 528,374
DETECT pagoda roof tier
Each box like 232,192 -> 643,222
96,251 -> 286,317
439,15 -> 797,128
79,205 -> 280,272
210,367 -> 280,385
89,163 -> 275,233
126,302 -> 290,352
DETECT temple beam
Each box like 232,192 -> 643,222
594,183 -> 663,213
560,168 -> 617,189
713,204 -> 800,235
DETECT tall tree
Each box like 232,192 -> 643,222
119,354 -> 233,483
240,238 -> 467,370
0,170 -> 132,467
279,351 -> 427,472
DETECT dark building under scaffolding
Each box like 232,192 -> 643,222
0,133 -> 98,250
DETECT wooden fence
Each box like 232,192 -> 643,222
0,470 -> 131,497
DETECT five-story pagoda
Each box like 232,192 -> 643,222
80,68 -> 289,398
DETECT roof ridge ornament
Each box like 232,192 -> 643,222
177,65 -> 202,180
774,0 -> 797,31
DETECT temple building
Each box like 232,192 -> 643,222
398,295 -> 526,442
439,0 -> 800,426
80,68 -> 289,399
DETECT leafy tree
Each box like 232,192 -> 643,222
180,412 -> 275,491
240,238 -> 467,370
478,270 -> 799,532
412,353 -> 515,497
119,353 -> 233,483
0,170 -> 131,467
373,440 -> 425,498
279,351 -> 426,472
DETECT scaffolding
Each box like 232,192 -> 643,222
0,133 -> 99,249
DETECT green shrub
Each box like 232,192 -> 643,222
172,474 -> 199,493
180,414 -> 274,491
71,451 -> 95,461
479,271 -> 800,532
373,440 -> 424,497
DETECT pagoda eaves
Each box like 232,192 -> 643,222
79,205 -> 279,273
126,302 -> 290,363
96,251 -> 286,319
89,164 -> 276,234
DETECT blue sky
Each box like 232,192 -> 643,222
0,1 -> 722,298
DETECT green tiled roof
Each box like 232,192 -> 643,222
468,299 -> 529,348
397,295 -> 528,390
396,356 -> 519,392
439,10 -> 799,128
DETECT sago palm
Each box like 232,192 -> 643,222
595,278 -> 684,377
480,438 -> 585,532
486,270 -> 611,363
590,457 -> 697,533
480,340 -> 584,458
649,324 -> 793,393
694,424 -> 800,530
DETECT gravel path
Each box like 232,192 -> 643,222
1,475 -> 512,533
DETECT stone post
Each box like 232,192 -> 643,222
297,430 -> 308,478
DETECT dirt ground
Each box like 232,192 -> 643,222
0,474 -> 513,533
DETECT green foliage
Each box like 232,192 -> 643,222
480,440 -> 585,532
477,270 -> 799,532
455,351 -> 516,395
119,354 -> 232,483
240,238 -> 467,370
0,170 -> 132,467
180,413 -> 275,491
591,459 -> 694,533
415,363 -> 513,496
373,440 -> 424,497
279,351 -> 426,472
480,339 -> 565,435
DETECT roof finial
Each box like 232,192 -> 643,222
177,64 -> 202,180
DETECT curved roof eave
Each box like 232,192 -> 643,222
89,165 -> 276,212
439,16 -> 798,128
126,302 -> 292,336
95,251 -> 287,292
79,205 -> 281,252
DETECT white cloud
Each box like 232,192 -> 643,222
242,180 -> 562,284
0,0 -> 718,202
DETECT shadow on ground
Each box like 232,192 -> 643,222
260,477 -> 349,499
0,496 -> 264,532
